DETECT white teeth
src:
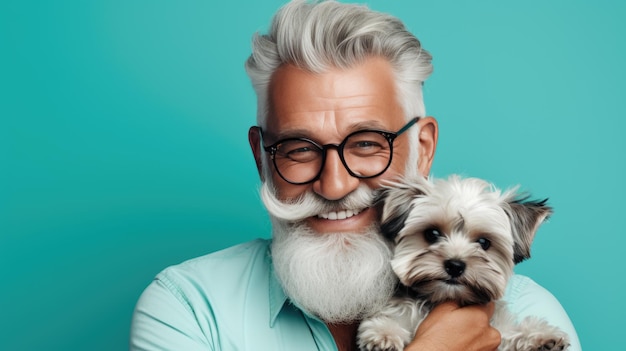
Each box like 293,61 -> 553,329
318,208 -> 364,220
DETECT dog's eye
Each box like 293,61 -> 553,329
477,237 -> 491,250
423,228 -> 442,244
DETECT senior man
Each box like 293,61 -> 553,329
130,1 -> 580,350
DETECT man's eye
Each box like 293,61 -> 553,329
287,147 -> 313,154
346,140 -> 384,155
356,141 -> 383,148
283,147 -> 319,162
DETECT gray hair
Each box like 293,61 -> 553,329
245,0 -> 433,128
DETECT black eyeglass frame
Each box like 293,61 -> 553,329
257,117 -> 421,185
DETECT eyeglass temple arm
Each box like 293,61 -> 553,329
396,117 -> 421,136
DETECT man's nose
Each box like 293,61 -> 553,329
312,149 -> 360,201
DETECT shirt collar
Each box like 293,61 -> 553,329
267,245 -> 289,327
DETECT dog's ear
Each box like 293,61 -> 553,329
376,177 -> 430,240
503,194 -> 553,264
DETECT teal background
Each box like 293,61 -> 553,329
1,0 -> 623,350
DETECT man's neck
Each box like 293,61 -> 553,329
327,322 -> 359,351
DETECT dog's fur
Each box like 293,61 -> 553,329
357,175 -> 570,351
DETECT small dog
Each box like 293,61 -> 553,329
357,175 -> 570,351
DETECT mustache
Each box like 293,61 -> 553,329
260,182 -> 376,222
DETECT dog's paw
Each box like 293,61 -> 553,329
508,316 -> 570,351
535,338 -> 569,351
357,332 -> 405,351
357,319 -> 411,351
521,335 -> 569,351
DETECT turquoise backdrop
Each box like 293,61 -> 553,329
2,1 -> 623,350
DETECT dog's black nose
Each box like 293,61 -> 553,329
444,259 -> 466,278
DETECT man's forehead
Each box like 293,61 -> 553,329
264,57 -> 404,142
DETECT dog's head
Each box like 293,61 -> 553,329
376,175 -> 552,306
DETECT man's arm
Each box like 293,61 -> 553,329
404,302 -> 501,351
130,278 -> 213,351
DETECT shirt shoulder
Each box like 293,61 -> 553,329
504,274 -> 582,351
131,239 -> 275,351
131,238 -> 333,350
156,238 -> 273,315
161,238 -> 271,282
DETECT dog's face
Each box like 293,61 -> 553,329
377,175 -> 552,306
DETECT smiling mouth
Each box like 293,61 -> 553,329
316,208 -> 366,220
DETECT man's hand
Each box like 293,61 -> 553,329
404,301 -> 501,351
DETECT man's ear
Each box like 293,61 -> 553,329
417,117 -> 438,177
248,126 -> 264,181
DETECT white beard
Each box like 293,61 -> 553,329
261,182 -> 397,323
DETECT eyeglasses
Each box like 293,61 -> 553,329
258,117 -> 420,185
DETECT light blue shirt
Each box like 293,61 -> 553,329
130,239 -> 581,350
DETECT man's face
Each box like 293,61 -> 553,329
261,56 -> 413,234
248,56 -> 437,322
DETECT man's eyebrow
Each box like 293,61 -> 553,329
346,120 -> 390,133
266,119 -> 392,143
264,128 -> 312,143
